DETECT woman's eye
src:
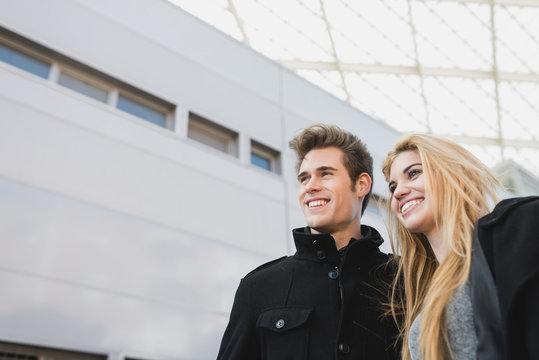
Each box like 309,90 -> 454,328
389,184 -> 396,193
409,169 -> 422,178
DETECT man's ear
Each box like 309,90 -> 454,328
355,173 -> 372,198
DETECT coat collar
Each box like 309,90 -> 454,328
292,225 -> 384,263
470,222 -> 505,359
477,196 -> 539,229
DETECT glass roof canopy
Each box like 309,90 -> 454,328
169,0 -> 539,177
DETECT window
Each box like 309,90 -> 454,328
117,94 -> 168,128
188,112 -> 239,156
0,42 -> 50,79
0,28 -> 175,130
251,152 -> 271,170
58,71 -> 108,103
0,341 -> 105,360
250,140 -> 280,174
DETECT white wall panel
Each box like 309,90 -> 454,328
0,269 -> 228,359
0,94 -> 287,256
0,176 -> 268,359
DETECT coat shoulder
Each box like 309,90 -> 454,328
370,253 -> 398,284
480,196 -> 539,227
243,255 -> 290,280
366,248 -> 395,272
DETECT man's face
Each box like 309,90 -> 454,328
297,147 -> 363,235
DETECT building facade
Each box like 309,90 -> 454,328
0,0 -> 400,359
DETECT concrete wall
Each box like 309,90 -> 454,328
0,0 -> 400,359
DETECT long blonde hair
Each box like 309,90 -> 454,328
381,134 -> 500,360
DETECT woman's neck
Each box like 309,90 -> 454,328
425,227 -> 447,263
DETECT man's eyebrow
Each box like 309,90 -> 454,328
296,166 -> 338,181
317,166 -> 338,172
297,171 -> 307,181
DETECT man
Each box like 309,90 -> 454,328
217,124 -> 400,360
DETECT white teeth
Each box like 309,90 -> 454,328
401,199 -> 422,213
308,200 -> 328,207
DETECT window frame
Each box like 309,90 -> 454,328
250,140 -> 281,174
0,27 -> 175,131
115,91 -> 174,130
57,66 -> 111,104
187,112 -> 239,157
0,34 -> 52,79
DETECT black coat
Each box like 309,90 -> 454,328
217,225 -> 400,360
471,196 -> 539,360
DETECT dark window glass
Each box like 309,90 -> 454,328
117,95 -> 167,127
187,113 -> 239,156
0,43 -> 50,79
58,72 -> 108,103
251,152 -> 271,170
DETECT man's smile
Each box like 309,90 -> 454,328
307,199 -> 329,208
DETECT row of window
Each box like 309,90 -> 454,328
0,35 -> 173,129
0,28 -> 281,174
187,113 -> 281,173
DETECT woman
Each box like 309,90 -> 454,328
382,134 -> 539,360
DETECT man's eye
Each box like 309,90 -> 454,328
299,176 -> 308,183
321,172 -> 332,177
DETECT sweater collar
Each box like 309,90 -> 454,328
292,225 -> 384,263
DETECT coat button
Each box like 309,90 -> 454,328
317,250 -> 326,260
275,319 -> 285,329
339,343 -> 350,353
328,268 -> 339,279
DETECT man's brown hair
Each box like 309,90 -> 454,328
289,123 -> 373,214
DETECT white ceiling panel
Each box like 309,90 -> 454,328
168,0 -> 539,178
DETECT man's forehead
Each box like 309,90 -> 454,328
299,147 -> 345,172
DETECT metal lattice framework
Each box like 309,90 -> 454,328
169,0 -> 539,177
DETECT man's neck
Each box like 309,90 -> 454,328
310,225 -> 362,250
332,231 -> 361,250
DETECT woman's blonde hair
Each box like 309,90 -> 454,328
381,134 -> 500,360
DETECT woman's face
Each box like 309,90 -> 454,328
388,151 -> 438,239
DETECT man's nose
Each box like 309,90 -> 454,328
305,177 -> 321,192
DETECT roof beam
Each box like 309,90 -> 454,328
227,0 -> 250,45
318,0 -> 351,101
438,134 -> 539,149
437,0 -> 539,7
278,59 -> 539,81
407,0 -> 431,132
490,0 -> 505,159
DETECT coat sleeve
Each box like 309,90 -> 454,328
520,274 -> 539,358
216,278 -> 260,360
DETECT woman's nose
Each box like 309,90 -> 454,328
393,183 -> 410,199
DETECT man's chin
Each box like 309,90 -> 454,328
309,225 -> 331,235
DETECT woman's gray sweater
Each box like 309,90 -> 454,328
409,280 -> 478,360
